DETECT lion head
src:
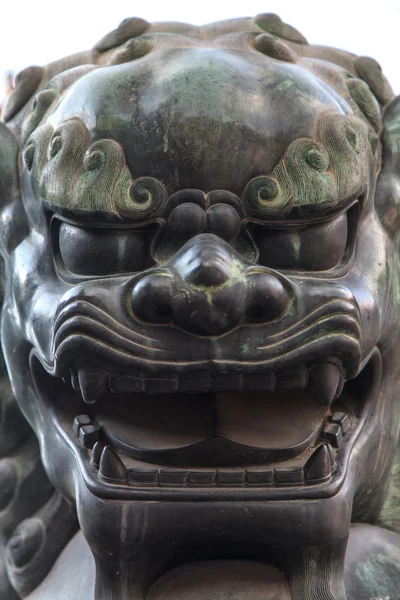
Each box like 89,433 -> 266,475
0,13 -> 400,600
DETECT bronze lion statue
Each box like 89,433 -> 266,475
0,13 -> 399,600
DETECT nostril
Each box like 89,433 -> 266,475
131,274 -> 173,324
245,272 -> 288,323
246,304 -> 265,321
155,303 -> 173,320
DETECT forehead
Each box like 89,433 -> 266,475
48,49 -> 350,192
27,48 -> 373,223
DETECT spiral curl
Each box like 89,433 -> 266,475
245,176 -> 292,217
37,118 -> 166,220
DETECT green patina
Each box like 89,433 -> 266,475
378,448 -> 400,535
291,231 -> 301,262
163,105 -> 173,154
391,257 -> 400,308
277,80 -> 293,91
97,114 -> 127,131
201,261 -> 244,299
355,551 -> 400,597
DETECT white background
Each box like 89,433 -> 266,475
1,0 -> 399,103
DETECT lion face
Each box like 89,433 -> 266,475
1,15 -> 400,597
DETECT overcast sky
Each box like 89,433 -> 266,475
1,0 -> 399,103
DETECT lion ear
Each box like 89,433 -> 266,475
0,122 -> 29,256
375,96 -> 400,235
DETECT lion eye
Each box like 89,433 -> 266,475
56,222 -> 155,276
249,212 -> 349,272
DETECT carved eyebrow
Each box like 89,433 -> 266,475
31,109 -> 371,225
244,111 -> 372,222
32,118 -> 167,222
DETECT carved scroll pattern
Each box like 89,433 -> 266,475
245,111 -> 372,220
29,118 -> 166,221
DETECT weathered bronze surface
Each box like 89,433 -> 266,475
0,12 -> 399,599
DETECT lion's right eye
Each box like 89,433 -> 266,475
56,221 -> 155,277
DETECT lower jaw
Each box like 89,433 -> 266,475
32,348 -> 381,502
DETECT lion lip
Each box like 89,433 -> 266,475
52,299 -> 362,380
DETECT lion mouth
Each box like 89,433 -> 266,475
75,361 -> 343,468
30,347 -> 380,499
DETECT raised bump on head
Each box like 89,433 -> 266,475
255,13 -> 308,44
94,17 -> 150,52
253,32 -> 298,62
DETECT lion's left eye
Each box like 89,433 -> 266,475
249,211 -> 352,272
55,222 -> 155,276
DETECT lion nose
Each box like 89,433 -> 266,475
177,243 -> 234,288
184,256 -> 231,287
130,234 -> 289,336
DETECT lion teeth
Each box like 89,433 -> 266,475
92,447 -> 337,488
304,444 -> 333,482
323,423 -> 343,448
275,365 -> 308,390
70,371 -> 80,391
144,378 -> 178,394
308,363 -> 341,406
274,466 -> 304,485
91,441 -> 106,469
78,365 -> 108,404
72,414 -> 91,435
335,373 -> 345,399
82,440 -> 343,488
70,360 -> 346,404
99,446 -> 127,482
330,412 -> 350,434
110,375 -> 144,394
